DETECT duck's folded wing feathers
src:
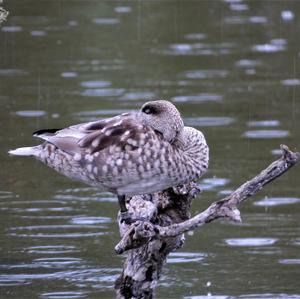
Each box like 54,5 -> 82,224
32,113 -> 147,156
78,117 -> 145,154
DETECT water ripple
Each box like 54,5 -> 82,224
80,80 -> 111,88
55,189 -> 117,203
10,224 -> 104,231
184,33 -> 206,41
33,257 -> 83,267
121,91 -> 156,101
281,78 -> 300,86
0,267 -> 121,287
235,59 -> 261,68
1,26 -> 23,32
70,216 -> 111,225
15,110 -> 46,117
184,69 -> 229,79
237,294 -> 300,299
31,30 -> 47,37
293,239 -> 300,246
185,296 -> 228,299
279,259 -> 300,265
172,93 -> 222,103
254,197 -> 300,207
0,69 -> 29,76
243,130 -> 289,139
229,3 -> 248,11
54,193 -> 116,203
10,232 -> 108,238
0,199 -> 66,206
271,148 -> 283,156
9,224 -> 108,238
167,252 -> 207,264
199,177 -> 230,191
225,16 -> 267,25
61,72 -> 78,78
92,18 -> 120,25
76,109 -> 128,118
185,117 -> 235,127
153,42 -> 234,56
27,245 -> 78,255
247,120 -> 280,127
68,20 -> 78,26
281,10 -> 294,22
252,43 -> 286,53
0,278 -> 31,286
115,6 -> 132,13
41,291 -> 88,299
0,191 -> 16,199
225,238 -> 278,247
80,88 -> 124,97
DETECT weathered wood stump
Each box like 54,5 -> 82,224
114,145 -> 299,299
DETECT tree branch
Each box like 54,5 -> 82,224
115,144 -> 299,254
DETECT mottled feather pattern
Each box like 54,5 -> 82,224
9,100 -> 209,197
78,114 -> 145,154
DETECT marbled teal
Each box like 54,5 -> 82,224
9,100 -> 209,220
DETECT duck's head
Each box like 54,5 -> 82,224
140,100 -> 184,143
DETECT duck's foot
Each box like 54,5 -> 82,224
120,212 -> 148,225
120,211 -> 134,225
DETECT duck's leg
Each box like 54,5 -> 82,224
118,195 -> 127,213
118,195 -> 132,224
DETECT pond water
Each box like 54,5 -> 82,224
1,1 -> 300,298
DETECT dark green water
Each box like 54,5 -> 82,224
0,1 -> 300,298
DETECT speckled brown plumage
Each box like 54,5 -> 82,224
9,100 -> 209,199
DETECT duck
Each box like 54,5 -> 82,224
8,100 -> 209,223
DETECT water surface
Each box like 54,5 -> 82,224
1,1 -> 299,298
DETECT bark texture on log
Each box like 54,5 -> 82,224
114,145 -> 299,299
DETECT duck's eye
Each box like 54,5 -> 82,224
142,105 -> 157,115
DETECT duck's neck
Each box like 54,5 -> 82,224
174,127 -> 209,159
174,127 -> 209,178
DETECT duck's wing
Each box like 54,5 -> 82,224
32,113 -> 147,155
77,113 -> 148,154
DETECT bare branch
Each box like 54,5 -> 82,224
115,145 -> 299,254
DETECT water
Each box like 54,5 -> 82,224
1,0 -> 300,298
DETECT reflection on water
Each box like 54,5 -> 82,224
15,110 -> 47,117
92,18 -> 120,26
185,117 -> 235,127
61,72 -> 78,78
247,120 -> 280,127
172,93 -> 223,103
41,291 -> 89,299
243,130 -> 290,139
224,15 -> 268,25
30,30 -> 47,37
1,0 -> 300,298
80,80 -> 111,88
26,245 -> 79,255
185,295 -> 300,299
252,42 -> 286,53
279,259 -> 300,265
254,197 -> 300,207
1,26 -> 23,32
225,238 -> 278,247
167,252 -> 208,264
80,88 -> 125,97
184,69 -> 229,79
155,42 -> 235,56
281,79 -> 300,86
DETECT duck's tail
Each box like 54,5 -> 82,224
8,146 -> 40,157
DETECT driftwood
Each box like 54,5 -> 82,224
114,145 -> 299,299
